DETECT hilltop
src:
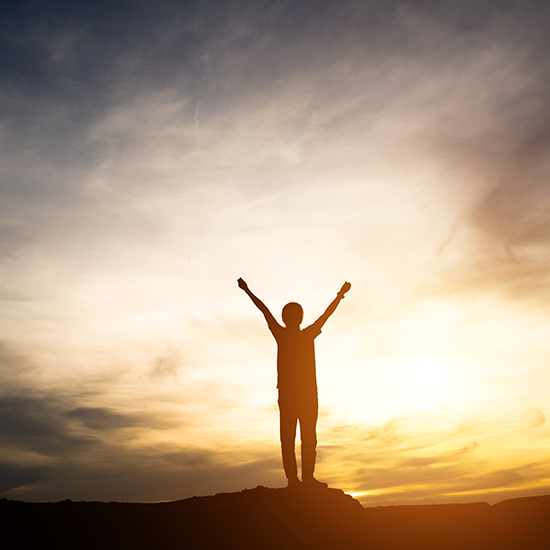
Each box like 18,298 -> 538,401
3,486 -> 550,549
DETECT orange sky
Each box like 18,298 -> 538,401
1,0 -> 550,505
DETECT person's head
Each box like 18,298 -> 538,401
282,302 -> 303,328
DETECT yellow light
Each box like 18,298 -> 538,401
396,355 -> 461,409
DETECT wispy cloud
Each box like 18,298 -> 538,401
318,407 -> 550,505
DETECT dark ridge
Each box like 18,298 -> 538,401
3,487 -> 550,549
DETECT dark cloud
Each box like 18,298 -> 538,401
1,0 -> 541,154
0,389 -> 279,500
0,339 -> 279,500
474,122 -> 550,250
2,0 -> 548,248
0,447 -> 217,500
0,396 -> 97,453
0,462 -> 52,494
65,406 -> 143,431
1,447 -> 282,502
433,114 -> 550,305
416,1 -> 550,306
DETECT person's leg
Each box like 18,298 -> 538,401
299,400 -> 318,481
279,398 -> 299,484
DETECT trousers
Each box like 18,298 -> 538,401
278,393 -> 318,480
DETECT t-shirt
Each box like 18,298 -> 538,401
267,319 -> 323,401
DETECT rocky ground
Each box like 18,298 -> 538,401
3,486 -> 550,549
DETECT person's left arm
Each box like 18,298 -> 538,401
311,281 -> 351,330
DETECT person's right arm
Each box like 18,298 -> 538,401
237,278 -> 279,330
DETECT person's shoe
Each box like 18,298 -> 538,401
287,477 -> 301,489
302,477 -> 328,489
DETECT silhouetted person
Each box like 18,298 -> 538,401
238,278 -> 351,488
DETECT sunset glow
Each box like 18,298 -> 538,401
1,0 -> 550,507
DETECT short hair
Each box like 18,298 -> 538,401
282,302 -> 303,327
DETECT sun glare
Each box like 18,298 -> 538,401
324,353 -> 465,425
391,355 -> 461,410
407,356 -> 457,394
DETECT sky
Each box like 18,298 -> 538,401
1,0 -> 550,506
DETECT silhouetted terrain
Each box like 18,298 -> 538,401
3,487 -> 550,549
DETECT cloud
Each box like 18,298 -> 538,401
0,342 -> 39,395
65,406 -> 144,431
317,408 -> 550,505
2,445 -> 283,502
0,336 -> 282,500
0,396 -> 97,454
0,386 -> 283,500
150,347 -> 185,380
0,462 -> 52,494
432,149 -> 550,306
415,7 -> 550,307
401,441 -> 479,468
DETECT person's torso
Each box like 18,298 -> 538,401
275,327 -> 318,398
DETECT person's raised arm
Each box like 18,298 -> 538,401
237,278 -> 279,329
313,281 -> 351,329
